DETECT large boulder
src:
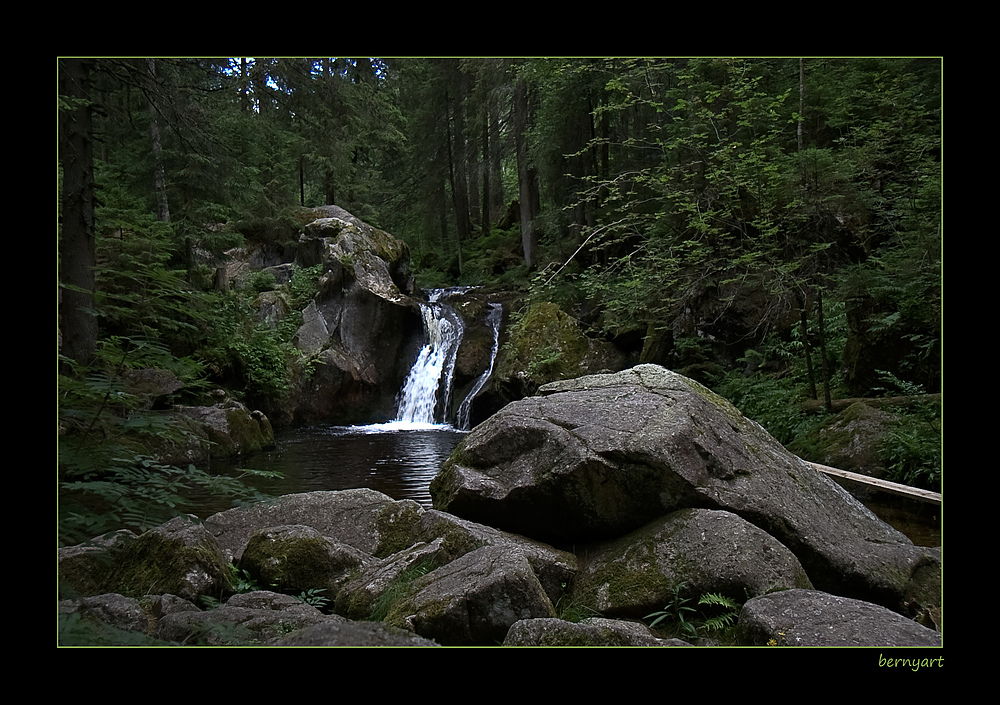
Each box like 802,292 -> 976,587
492,301 -> 627,401
60,515 -> 233,603
411,509 -> 577,607
431,364 -> 938,615
154,591 -> 342,646
334,539 -> 453,621
204,488 -> 424,563
273,620 -> 440,646
172,400 -> 275,462
237,525 -> 375,599
383,545 -> 556,645
736,589 -> 942,647
503,617 -> 680,646
572,509 -> 813,618
286,208 -> 421,424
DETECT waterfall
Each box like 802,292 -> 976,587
456,303 -> 502,430
394,289 -> 502,430
395,289 -> 466,426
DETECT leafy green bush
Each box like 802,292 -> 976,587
645,584 -> 743,641
713,369 -> 818,446
199,295 -> 295,405
246,270 -> 277,294
287,264 -> 323,310
876,401 -> 941,490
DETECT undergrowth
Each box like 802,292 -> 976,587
645,583 -> 742,642
368,562 -> 434,622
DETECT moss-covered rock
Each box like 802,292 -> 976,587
238,525 -> 374,598
103,516 -> 233,603
433,364 -> 939,618
384,545 -> 556,646
788,401 -> 900,477
572,509 -> 813,618
58,530 -> 138,599
494,301 -> 625,398
503,617 -> 679,646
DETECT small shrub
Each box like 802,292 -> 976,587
297,588 -> 331,611
645,584 -> 743,642
645,583 -> 699,640
878,418 -> 941,490
245,270 -> 277,294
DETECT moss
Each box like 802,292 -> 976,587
680,375 -> 749,429
498,302 -> 592,384
572,511 -> 707,616
240,531 -> 338,594
224,407 -> 273,455
373,502 -> 424,558
108,528 -> 232,601
787,401 -> 900,474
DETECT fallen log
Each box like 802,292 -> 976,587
801,394 -> 940,414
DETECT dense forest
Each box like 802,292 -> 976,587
58,58 -> 941,543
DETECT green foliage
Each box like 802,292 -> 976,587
645,582 -> 699,639
93,213 -> 209,351
58,332 -> 281,546
287,264 -> 323,310
554,592 -> 600,623
245,269 -> 277,294
296,588 -> 331,610
199,294 -> 295,405
713,369 -> 818,446
230,564 -> 263,593
369,562 -> 433,622
59,610 -> 171,647
458,227 -> 525,287
878,421 -> 941,490
697,592 -> 742,635
645,584 -> 744,641
59,452 -> 280,547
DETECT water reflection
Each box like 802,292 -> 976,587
201,424 -> 466,517
199,426 -> 939,548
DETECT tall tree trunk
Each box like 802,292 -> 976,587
146,59 -> 170,224
299,156 -> 306,206
817,286 -> 833,413
59,58 -> 98,366
489,105 -> 504,221
445,91 -> 469,273
324,171 -> 336,206
514,76 -> 539,269
467,132 -> 480,235
797,58 -> 805,153
480,107 -> 491,237
797,290 -> 818,399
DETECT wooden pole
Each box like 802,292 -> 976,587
804,460 -> 941,505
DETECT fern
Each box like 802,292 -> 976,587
698,592 -> 741,634
646,586 -> 743,641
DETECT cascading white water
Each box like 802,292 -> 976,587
456,302 -> 503,430
395,290 -> 465,426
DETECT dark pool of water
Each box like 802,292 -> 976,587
197,425 -> 940,547
863,496 -> 941,548
197,423 -> 466,517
